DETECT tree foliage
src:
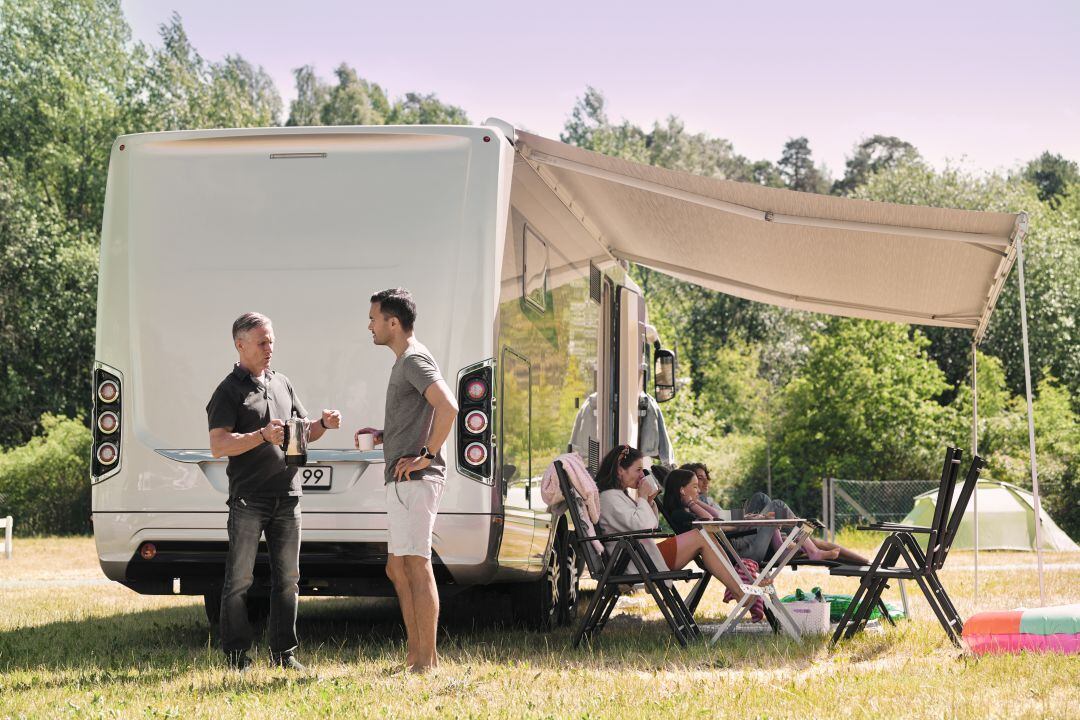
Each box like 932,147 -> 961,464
0,414 -> 92,534
832,135 -> 920,196
1023,152 -> 1079,209
778,137 -> 830,194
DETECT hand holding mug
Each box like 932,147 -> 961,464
355,426 -> 383,450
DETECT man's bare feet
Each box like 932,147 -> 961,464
407,656 -> 438,674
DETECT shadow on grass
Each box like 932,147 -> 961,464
0,586 -> 842,679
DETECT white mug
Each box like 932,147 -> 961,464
357,432 -> 375,451
638,475 -> 658,498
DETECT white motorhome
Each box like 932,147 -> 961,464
92,120 -> 677,629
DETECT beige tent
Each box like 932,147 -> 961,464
508,124 -> 1048,602
902,480 -> 1078,551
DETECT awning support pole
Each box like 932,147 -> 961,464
971,340 -> 979,607
1016,234 -> 1046,604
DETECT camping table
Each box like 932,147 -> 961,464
693,518 -> 819,641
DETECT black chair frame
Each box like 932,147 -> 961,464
555,460 -> 704,647
830,449 -> 984,647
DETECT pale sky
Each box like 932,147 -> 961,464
121,0 -> 1080,177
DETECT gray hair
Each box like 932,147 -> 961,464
232,312 -> 272,342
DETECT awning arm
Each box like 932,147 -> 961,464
975,212 -> 1028,344
522,146 -> 1013,249
515,151 -> 618,264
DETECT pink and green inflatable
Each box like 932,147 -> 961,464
963,604 -> 1080,654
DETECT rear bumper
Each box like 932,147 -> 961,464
108,540 -> 495,596
95,510 -> 506,595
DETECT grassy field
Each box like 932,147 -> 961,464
1,535 -> 1077,719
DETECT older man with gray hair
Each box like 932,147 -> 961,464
206,312 -> 341,672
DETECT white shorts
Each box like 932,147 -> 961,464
385,479 -> 443,559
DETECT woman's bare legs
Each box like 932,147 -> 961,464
767,526 -> 840,561
670,531 -> 770,600
810,538 -> 868,564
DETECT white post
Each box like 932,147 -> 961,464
1016,234 -> 1046,605
3,516 -> 11,559
971,342 -> 979,606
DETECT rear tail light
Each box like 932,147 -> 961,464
457,360 -> 493,482
97,411 -> 119,434
139,542 -> 157,560
464,442 -> 488,465
465,378 -> 488,402
464,410 -> 488,434
98,379 -> 119,403
92,363 -> 123,481
96,442 -> 119,465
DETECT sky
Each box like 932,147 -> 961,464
121,0 -> 1080,177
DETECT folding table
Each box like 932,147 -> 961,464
694,517 -> 819,641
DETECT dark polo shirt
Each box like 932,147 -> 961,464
206,364 -> 308,499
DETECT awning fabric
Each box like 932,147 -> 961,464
515,130 -> 1025,340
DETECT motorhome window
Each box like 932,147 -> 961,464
522,224 -> 548,312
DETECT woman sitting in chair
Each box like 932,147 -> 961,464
596,445 -> 765,616
665,467 -> 869,565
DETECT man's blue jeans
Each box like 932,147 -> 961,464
220,495 -> 301,658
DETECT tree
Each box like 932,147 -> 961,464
560,86 -> 648,162
0,0 -> 143,229
286,66 -> 330,126
855,161 -> 1080,407
207,55 -> 281,128
832,134 -> 920,196
771,319 -> 955,510
950,354 -> 1080,538
144,15 -> 281,131
320,64 -> 390,126
0,163 -> 98,446
388,92 -> 469,125
1022,152 -> 1079,208
778,137 -> 829,193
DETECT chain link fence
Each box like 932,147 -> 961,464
821,478 -> 939,540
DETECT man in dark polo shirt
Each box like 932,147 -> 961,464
206,312 -> 341,672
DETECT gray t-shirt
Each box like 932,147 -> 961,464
382,342 -> 447,485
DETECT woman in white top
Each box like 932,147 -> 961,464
596,445 -> 758,609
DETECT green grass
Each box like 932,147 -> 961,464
1,537 -> 1077,719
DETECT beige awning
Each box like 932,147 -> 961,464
515,130 -> 1026,341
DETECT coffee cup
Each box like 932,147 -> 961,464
357,432 -> 375,451
639,475 -> 658,498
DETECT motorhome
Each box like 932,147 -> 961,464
92,120 -> 678,630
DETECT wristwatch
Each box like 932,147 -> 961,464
419,446 -> 436,460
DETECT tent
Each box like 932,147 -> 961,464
507,122 -> 1049,603
902,480 -> 1079,551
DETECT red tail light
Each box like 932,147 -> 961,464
464,442 -> 488,466
92,364 -> 123,480
457,361 -> 493,482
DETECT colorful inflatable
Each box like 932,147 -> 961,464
963,604 -> 1080,654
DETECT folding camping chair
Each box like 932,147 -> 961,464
554,460 -> 704,647
829,449 -> 984,647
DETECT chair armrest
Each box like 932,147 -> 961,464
577,529 -> 673,542
858,523 -> 931,533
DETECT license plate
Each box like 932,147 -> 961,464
300,465 -> 332,491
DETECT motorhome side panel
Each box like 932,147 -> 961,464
492,166 -> 607,579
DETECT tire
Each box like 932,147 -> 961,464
558,529 -> 583,626
510,534 -> 562,631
